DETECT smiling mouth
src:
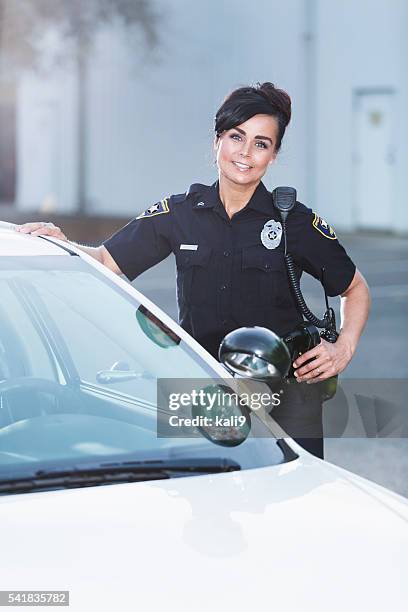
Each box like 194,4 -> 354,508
232,161 -> 253,171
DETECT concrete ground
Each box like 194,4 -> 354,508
132,231 -> 408,498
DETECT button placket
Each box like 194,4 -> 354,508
218,226 -> 233,327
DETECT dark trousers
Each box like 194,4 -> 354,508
293,437 -> 324,459
268,378 -> 324,459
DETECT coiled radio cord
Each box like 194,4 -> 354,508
282,220 -> 339,343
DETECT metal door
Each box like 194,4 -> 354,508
352,91 -> 395,230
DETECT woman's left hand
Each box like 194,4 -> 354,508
292,337 -> 353,383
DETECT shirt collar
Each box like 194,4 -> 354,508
192,181 -> 274,215
191,182 -> 219,209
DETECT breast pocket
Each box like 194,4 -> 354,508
241,246 -> 286,306
176,246 -> 213,307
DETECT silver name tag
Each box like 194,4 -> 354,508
179,244 -> 198,251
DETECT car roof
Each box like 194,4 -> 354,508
0,222 -> 68,257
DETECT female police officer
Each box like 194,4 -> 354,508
16,82 -> 371,458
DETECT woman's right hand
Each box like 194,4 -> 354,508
15,222 -> 68,242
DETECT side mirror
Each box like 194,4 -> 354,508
219,326 -> 291,381
191,384 -> 251,447
136,305 -> 181,348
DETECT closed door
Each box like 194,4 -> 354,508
353,92 -> 395,230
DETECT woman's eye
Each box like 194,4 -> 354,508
230,133 -> 242,141
256,141 -> 267,149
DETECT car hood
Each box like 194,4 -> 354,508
1,456 -> 407,612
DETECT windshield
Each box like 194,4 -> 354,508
0,255 -> 289,487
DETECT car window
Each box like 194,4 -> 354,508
0,256 -> 289,479
0,282 -> 57,381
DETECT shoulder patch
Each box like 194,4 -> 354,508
312,212 -> 337,240
136,198 -> 170,220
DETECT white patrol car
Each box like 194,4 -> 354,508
0,221 -> 407,612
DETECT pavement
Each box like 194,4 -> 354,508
132,231 -> 408,498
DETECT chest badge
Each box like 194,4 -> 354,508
261,219 -> 282,249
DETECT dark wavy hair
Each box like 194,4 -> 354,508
215,82 -> 292,152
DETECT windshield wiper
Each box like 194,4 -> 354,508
0,457 -> 241,494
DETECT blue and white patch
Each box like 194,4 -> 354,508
312,212 -> 337,240
136,198 -> 169,220
261,219 -> 282,250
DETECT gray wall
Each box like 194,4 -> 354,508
84,0 -> 309,215
15,0 -> 311,216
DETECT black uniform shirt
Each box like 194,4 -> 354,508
104,181 -> 356,358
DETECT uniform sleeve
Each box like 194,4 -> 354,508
288,208 -> 356,297
103,197 -> 173,281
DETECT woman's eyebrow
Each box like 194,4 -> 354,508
234,126 -> 274,144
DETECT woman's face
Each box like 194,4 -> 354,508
214,114 -> 278,188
